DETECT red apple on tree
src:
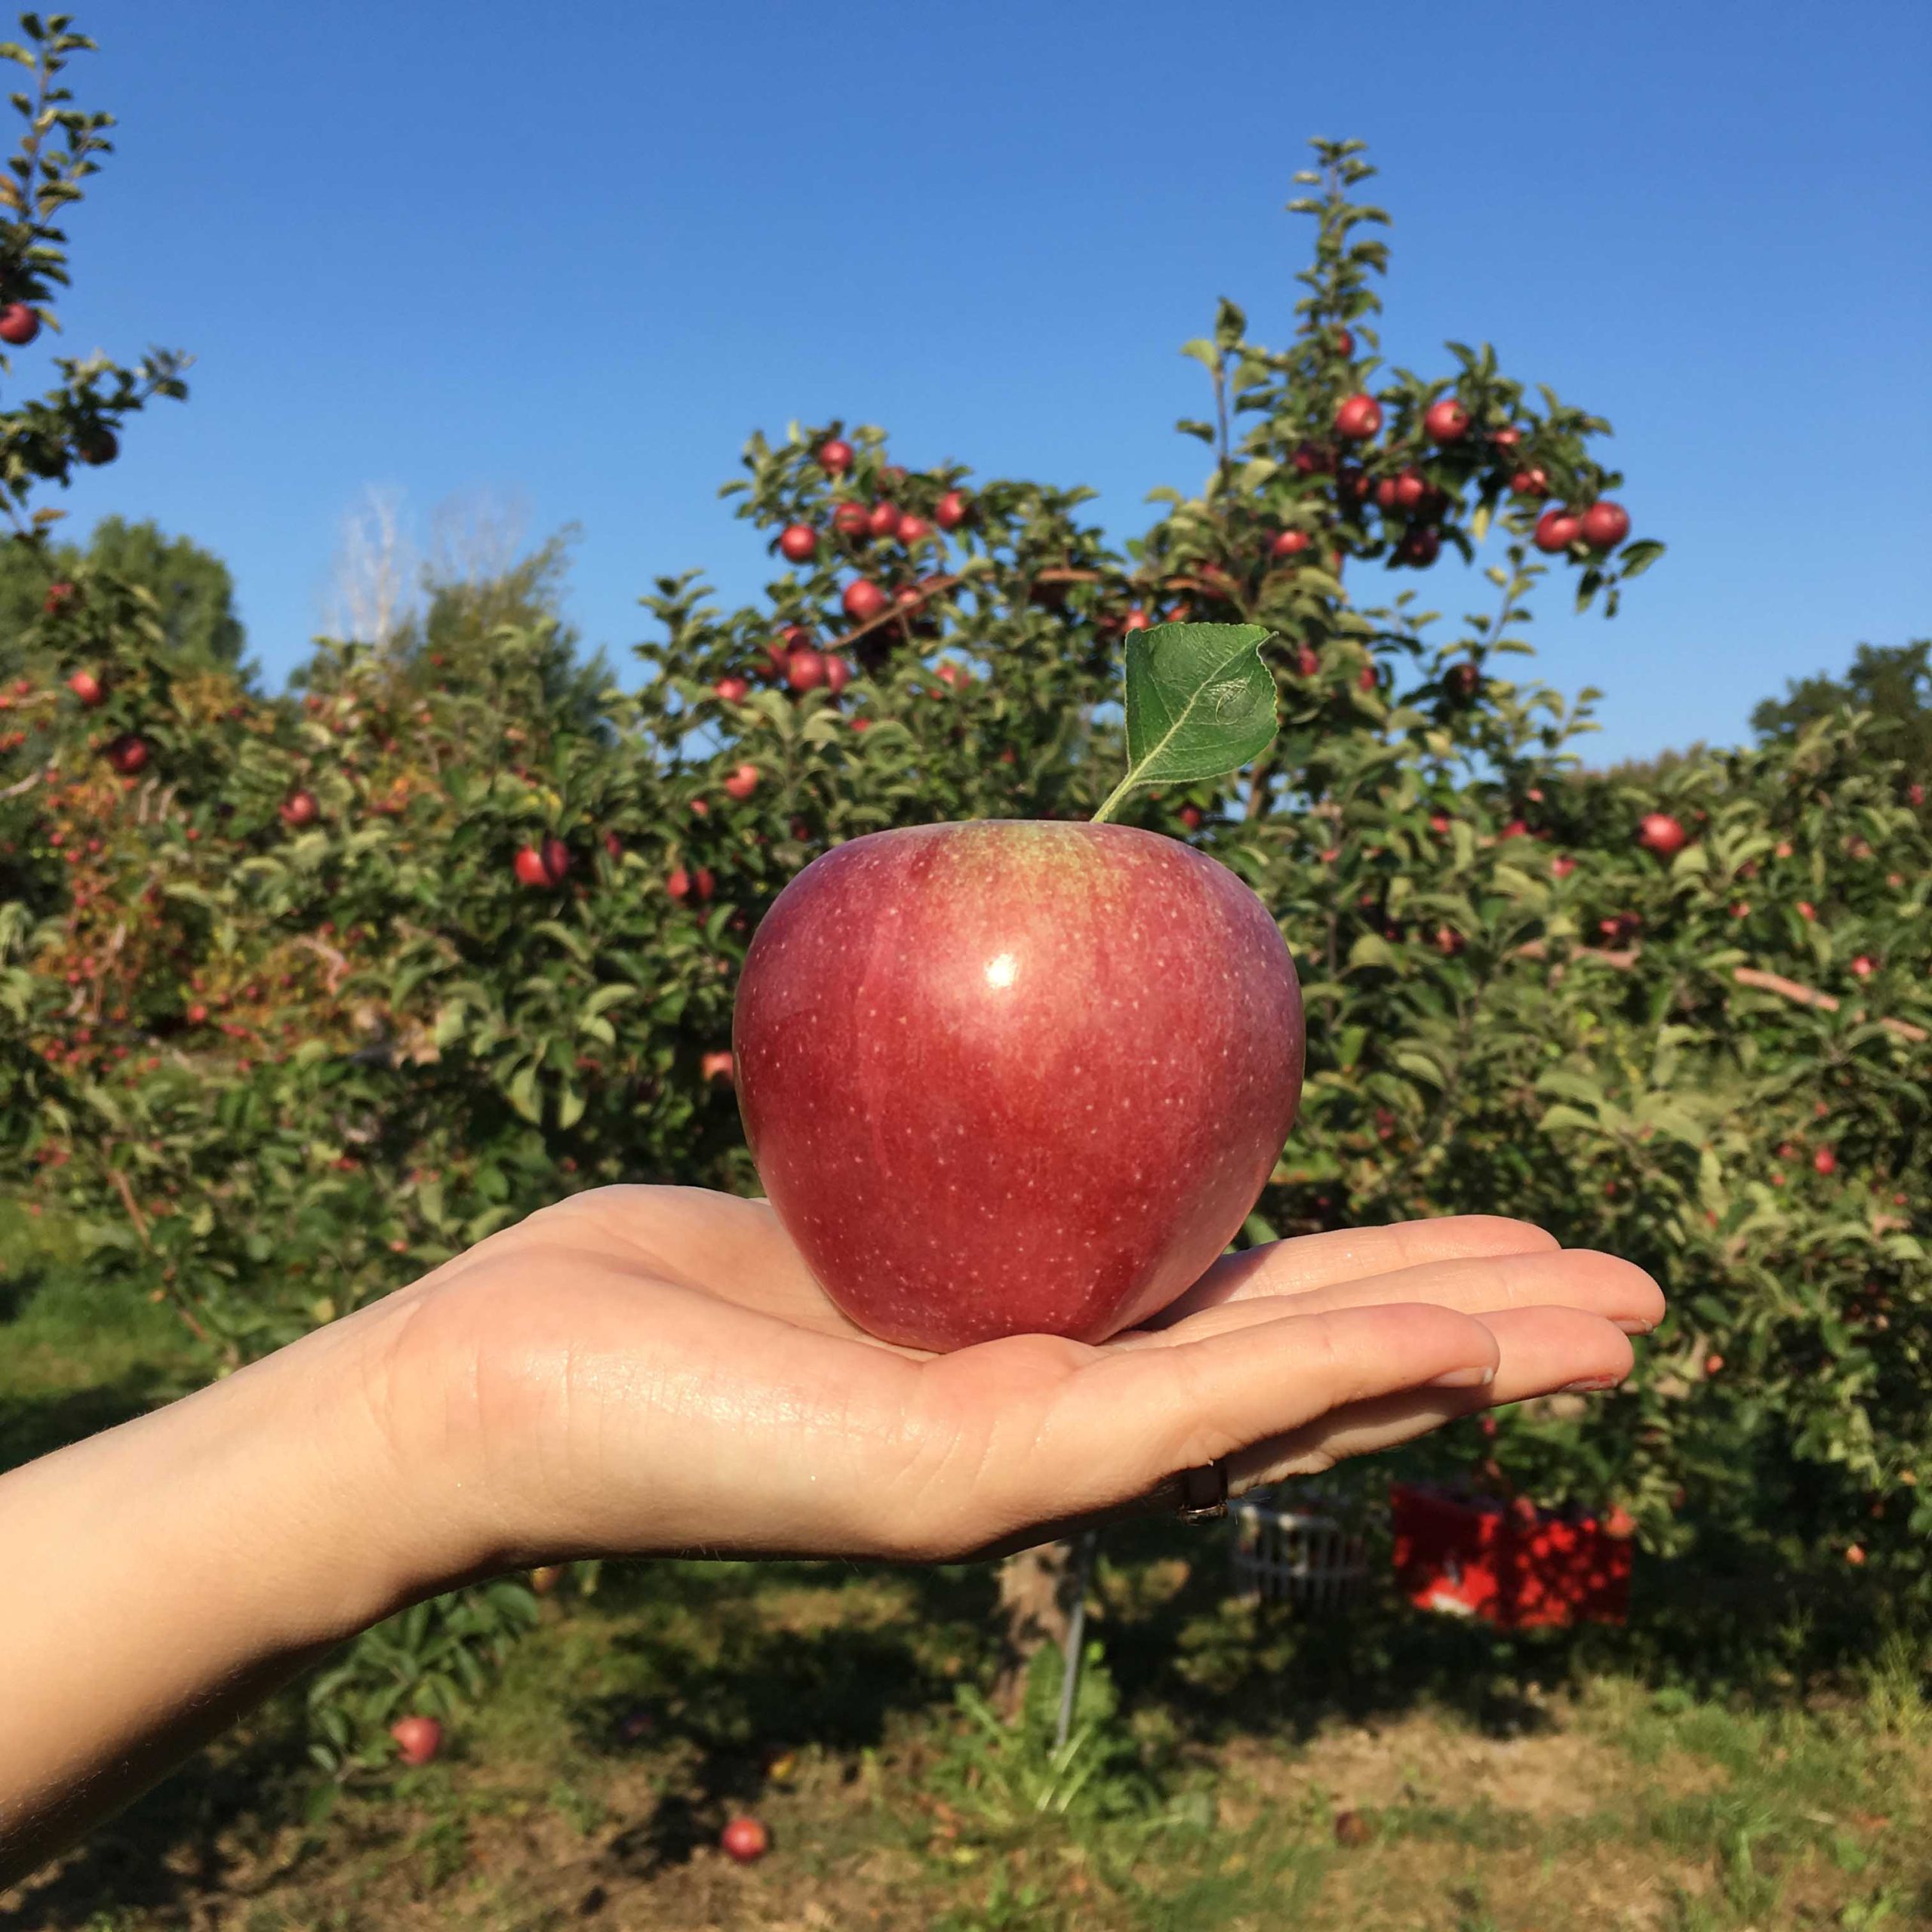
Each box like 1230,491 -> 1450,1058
1332,328 -> 1355,356
715,675 -> 750,703
1334,392 -> 1383,440
389,1715 -> 442,1767
1511,467 -> 1549,497
1637,812 -> 1687,857
866,500 -> 900,539
104,731 -> 148,776
1269,528 -> 1309,560
1423,397 -> 1469,443
734,623 -> 1303,1351
934,489 -> 970,530
786,647 -> 827,691
1578,500 -> 1631,550
823,655 -> 853,694
66,669 -> 103,707
724,763 -> 760,801
513,845 -> 553,888
1533,508 -> 1581,552
0,302 -> 38,346
896,512 -> 931,546
777,523 -> 819,564
279,789 -> 318,828
815,438 -> 853,475
832,501 -> 869,540
45,580 -> 78,616
841,579 -> 888,624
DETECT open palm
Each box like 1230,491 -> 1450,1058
355,1187 -> 1661,1571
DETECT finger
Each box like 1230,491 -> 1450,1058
1152,1216 -> 1560,1326
1122,1247 -> 1664,1347
1226,1305 -> 1636,1492
915,1301 -> 1503,1555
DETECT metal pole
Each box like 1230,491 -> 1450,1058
1054,1529 -> 1100,1752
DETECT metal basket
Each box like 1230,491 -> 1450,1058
1229,1488 -> 1371,1608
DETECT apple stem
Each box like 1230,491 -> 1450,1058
1089,775 -> 1139,826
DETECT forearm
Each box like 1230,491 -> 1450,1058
0,1303 -> 473,1888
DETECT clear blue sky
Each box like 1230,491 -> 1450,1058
35,1 -> 1932,763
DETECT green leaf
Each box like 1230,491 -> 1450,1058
1092,623 -> 1276,823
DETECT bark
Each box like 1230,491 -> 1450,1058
992,1541 -> 1076,1716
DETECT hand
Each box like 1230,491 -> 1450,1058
355,1187 -> 1663,1574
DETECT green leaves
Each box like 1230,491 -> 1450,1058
1091,623 -> 1278,825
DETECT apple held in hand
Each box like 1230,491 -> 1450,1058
735,620 -> 1300,1352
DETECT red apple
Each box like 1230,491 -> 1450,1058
866,500 -> 900,540
1578,500 -> 1631,551
1357,664 -> 1378,692
604,829 -> 623,859
1393,525 -> 1440,567
0,303 -> 38,346
701,1049 -> 735,1084
823,656 -> 853,694
1424,398 -> 1469,443
815,438 -> 853,475
1813,1146 -> 1837,1176
186,1001 -> 208,1026
66,669 -> 103,707
777,523 -> 818,564
734,821 -> 1303,1350
1122,605 -> 1151,632
1445,662 -> 1479,700
715,675 -> 751,703
1178,804 -> 1204,831
934,489 -> 970,530
724,763 -> 760,801
78,429 -> 116,466
1269,528 -> 1310,560
1552,854 -> 1577,878
841,579 -> 888,624
1332,328 -> 1355,357
540,835 -> 571,884
720,1816 -> 768,1863
513,845 -> 553,888
279,789 -> 318,828
1533,508 -> 1581,552
1511,467 -> 1549,497
1335,466 -> 1372,506
45,580 -> 78,616
1850,954 -> 1875,979
1334,392 -> 1383,441
389,1715 -> 442,1767
1636,812 -> 1687,857
104,732 -> 148,776
1291,441 -> 1334,476
1294,645 -> 1320,678
832,501 -> 869,540
1392,469 -> 1427,512
786,647 -> 827,691
1493,427 -> 1522,451
896,512 -> 931,546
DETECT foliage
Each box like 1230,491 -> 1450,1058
2,82 -> 1927,1777
0,516 -> 245,669
1752,639 -> 1932,794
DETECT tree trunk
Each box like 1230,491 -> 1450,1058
992,1540 -> 1076,1716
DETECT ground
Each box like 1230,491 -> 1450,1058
4,1221 -> 1930,1931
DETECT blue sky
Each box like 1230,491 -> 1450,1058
32,1 -> 1932,763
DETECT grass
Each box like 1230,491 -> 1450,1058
5,1223 -> 1931,1930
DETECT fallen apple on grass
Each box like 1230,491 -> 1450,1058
735,623 -> 1302,1351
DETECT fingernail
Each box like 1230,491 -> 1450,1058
1426,1364 -> 1496,1389
1616,1318 -> 1654,1335
1561,1374 -> 1623,1393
